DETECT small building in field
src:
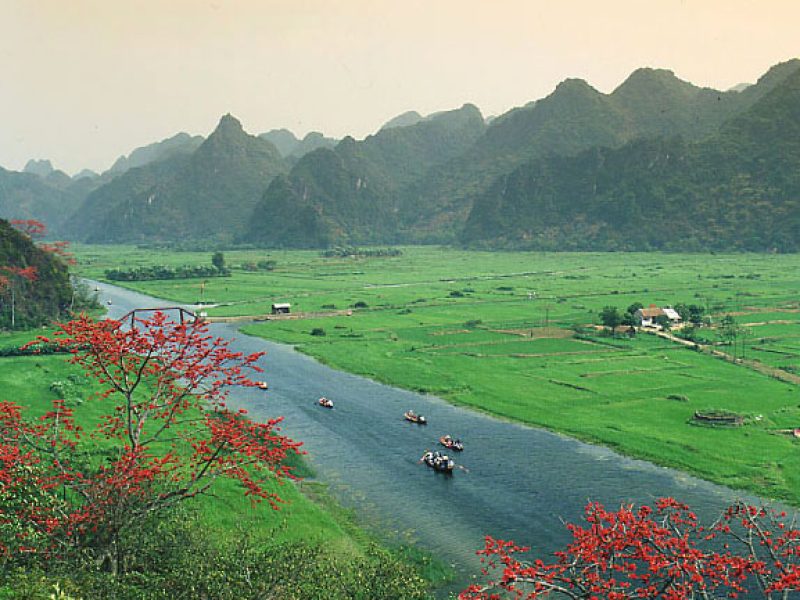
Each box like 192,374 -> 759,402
634,304 -> 681,328
271,303 -> 291,315
662,307 -> 681,322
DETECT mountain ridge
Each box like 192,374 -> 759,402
460,63 -> 800,251
66,114 -> 288,243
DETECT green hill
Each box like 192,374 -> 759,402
0,219 -> 72,328
461,63 -> 800,251
243,103 -> 485,247
107,131 -> 204,176
259,129 -> 338,161
0,167 -> 86,233
66,114 -> 288,244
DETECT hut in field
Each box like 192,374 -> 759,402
634,304 -> 681,328
271,303 -> 291,315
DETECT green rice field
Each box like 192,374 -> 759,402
74,245 -> 800,503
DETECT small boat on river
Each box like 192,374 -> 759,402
404,410 -> 427,424
439,435 -> 464,452
255,381 -> 269,390
421,450 -> 454,473
318,397 -> 334,409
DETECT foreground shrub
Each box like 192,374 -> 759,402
1,509 -> 431,599
1,312 -> 299,574
462,498 -> 800,599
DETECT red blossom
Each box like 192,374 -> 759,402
462,499 -> 800,599
3,312 -> 300,569
38,241 -> 76,265
9,219 -> 75,264
10,219 -> 46,239
0,265 -> 38,282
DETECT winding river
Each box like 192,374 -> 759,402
96,281 -> 748,595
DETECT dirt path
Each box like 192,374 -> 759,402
650,328 -> 800,386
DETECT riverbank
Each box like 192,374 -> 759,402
0,328 -> 447,598
71,246 -> 800,505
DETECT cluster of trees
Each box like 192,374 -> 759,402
599,302 -> 706,333
714,314 -> 754,361
239,258 -> 276,271
0,219 -> 73,329
320,246 -> 403,258
105,264 -> 230,281
104,253 -> 230,281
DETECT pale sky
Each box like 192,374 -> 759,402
1,0 -> 798,174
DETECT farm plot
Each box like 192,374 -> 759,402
422,336 -> 609,356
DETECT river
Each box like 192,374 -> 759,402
95,281 -> 747,596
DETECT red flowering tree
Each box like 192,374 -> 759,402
0,311 -> 301,573
9,219 -> 46,240
10,218 -> 75,265
461,498 -> 800,599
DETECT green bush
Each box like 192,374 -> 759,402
104,264 -> 230,281
0,510 -> 431,600
666,394 -> 689,402
256,260 -> 277,271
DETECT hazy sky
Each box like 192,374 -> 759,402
2,0 -> 798,174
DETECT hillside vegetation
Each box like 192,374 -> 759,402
462,63 -> 800,251
243,103 -> 485,247
65,115 -> 288,244
0,219 -> 72,328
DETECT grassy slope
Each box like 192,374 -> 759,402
73,246 -> 800,503
0,329 -> 355,553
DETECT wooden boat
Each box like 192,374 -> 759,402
318,397 -> 334,408
404,410 -> 427,424
439,435 -> 464,452
421,451 -> 454,473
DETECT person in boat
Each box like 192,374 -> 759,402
407,409 -> 416,419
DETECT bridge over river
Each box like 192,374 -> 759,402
94,280 -> 755,596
